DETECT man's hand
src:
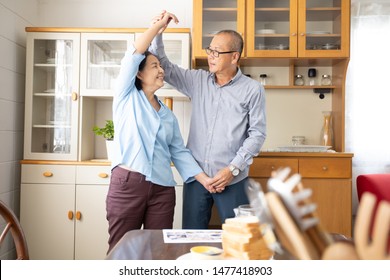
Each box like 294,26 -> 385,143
210,167 -> 234,193
151,10 -> 179,34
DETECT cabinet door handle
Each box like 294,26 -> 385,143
72,92 -> 78,101
300,33 -> 305,36
99,173 -> 109,178
68,211 -> 74,220
76,211 -> 82,220
322,166 -> 328,171
43,171 -> 53,177
291,33 -> 297,36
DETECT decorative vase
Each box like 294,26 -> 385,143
320,111 -> 333,147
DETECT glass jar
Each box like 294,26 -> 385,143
292,136 -> 305,146
321,74 -> 332,86
259,74 -> 267,86
294,75 -> 304,86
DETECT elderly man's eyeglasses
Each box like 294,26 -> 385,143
205,47 -> 237,58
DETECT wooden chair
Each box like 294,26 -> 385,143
0,200 -> 29,260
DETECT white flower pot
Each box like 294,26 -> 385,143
105,140 -> 114,161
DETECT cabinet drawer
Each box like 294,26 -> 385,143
299,158 -> 351,178
21,164 -> 76,184
76,166 -> 111,185
249,158 -> 299,178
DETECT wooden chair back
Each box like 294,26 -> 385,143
0,200 -> 29,260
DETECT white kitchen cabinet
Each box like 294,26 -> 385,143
23,31 -> 135,161
21,28 -> 192,259
80,33 -> 134,97
20,164 -> 110,260
172,166 -> 184,229
24,28 -> 191,162
23,32 -> 80,160
74,165 -> 110,259
135,32 -> 191,99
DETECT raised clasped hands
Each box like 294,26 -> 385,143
151,10 -> 179,34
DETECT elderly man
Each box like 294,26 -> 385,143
150,11 -> 266,229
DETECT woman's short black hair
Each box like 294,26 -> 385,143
135,51 -> 154,90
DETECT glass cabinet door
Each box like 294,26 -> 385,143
80,33 -> 134,96
152,33 -> 190,98
246,0 -> 349,58
24,33 -> 80,160
298,0 -> 349,57
192,0 -> 246,58
246,0 -> 296,57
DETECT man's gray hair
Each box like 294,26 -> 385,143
216,30 -> 244,56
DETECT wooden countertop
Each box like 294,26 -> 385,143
257,152 -> 354,158
20,152 -> 353,166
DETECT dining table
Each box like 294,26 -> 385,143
105,229 -> 298,260
105,229 -> 224,260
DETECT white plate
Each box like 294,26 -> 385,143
277,145 -> 332,152
270,44 -> 288,50
177,252 -> 273,260
307,31 -> 331,35
321,44 -> 340,50
177,253 -> 206,260
177,252 -> 237,260
256,29 -> 276,34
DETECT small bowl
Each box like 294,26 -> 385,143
190,246 -> 223,260
321,43 -> 339,50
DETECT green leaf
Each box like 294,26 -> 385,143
92,120 -> 114,140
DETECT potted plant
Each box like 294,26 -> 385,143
93,120 -> 114,160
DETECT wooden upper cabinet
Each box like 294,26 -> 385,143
246,0 -> 298,58
246,0 -> 350,58
192,0 -> 246,59
193,0 -> 350,59
296,0 -> 350,58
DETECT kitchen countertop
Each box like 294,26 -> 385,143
258,151 -> 353,158
20,152 -> 354,166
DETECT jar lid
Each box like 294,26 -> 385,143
322,74 -> 330,78
259,74 -> 267,78
295,74 -> 303,78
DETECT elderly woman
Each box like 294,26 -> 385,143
106,13 -> 212,253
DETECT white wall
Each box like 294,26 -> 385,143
37,0 -> 193,28
0,0 -> 39,259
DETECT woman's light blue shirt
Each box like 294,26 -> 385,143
111,46 -> 203,187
